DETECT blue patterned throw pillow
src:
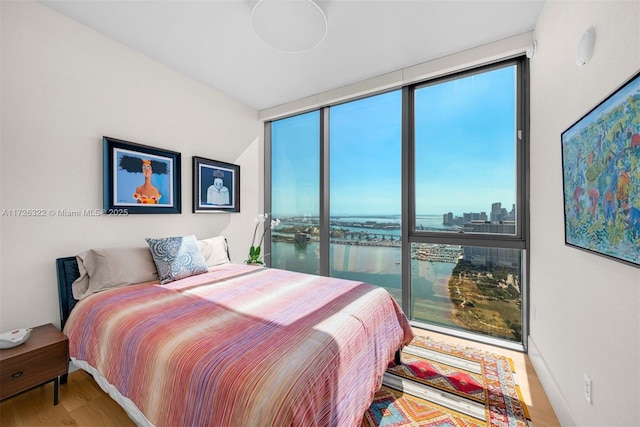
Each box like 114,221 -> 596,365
145,235 -> 208,284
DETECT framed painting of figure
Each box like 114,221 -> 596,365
103,136 -> 181,214
192,156 -> 240,213
561,71 -> 640,267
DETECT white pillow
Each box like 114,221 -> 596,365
72,247 -> 159,300
198,236 -> 230,267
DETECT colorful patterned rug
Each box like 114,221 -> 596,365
361,336 -> 531,427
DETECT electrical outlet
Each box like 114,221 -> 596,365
584,373 -> 592,404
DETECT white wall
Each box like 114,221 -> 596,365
0,1 -> 263,331
3,1 -> 640,425
529,1 -> 640,425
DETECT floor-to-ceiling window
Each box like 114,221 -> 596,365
270,111 -> 320,274
329,91 -> 402,305
410,62 -> 526,345
267,58 -> 528,349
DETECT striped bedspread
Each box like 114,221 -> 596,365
64,263 -> 414,427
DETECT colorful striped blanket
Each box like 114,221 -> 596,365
64,263 -> 414,427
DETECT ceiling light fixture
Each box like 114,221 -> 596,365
250,0 -> 328,53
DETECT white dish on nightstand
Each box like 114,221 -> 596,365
0,328 -> 32,349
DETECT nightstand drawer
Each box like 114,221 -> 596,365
0,340 -> 67,399
0,324 -> 69,403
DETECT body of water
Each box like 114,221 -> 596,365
271,240 -> 458,325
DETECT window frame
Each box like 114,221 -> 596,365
408,58 -> 527,247
265,56 -> 530,351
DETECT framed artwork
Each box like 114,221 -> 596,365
103,136 -> 181,214
192,156 -> 240,213
561,71 -> 640,267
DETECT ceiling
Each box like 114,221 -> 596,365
38,0 -> 545,111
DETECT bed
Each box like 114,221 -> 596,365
56,237 -> 413,427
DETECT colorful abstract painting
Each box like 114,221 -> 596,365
561,71 -> 640,267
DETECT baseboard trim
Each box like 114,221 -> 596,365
527,335 -> 576,426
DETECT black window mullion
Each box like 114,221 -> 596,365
264,122 -> 273,266
319,107 -> 330,276
402,86 -> 413,316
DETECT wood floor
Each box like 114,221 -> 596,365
0,329 -> 561,426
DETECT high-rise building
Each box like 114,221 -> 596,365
491,202 -> 503,222
443,212 -> 454,225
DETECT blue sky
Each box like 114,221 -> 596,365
272,65 -> 516,217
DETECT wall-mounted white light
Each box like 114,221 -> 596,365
251,0 -> 328,53
576,27 -> 596,66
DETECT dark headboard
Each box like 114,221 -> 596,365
56,256 -> 80,329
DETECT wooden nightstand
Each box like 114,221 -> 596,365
0,323 -> 69,405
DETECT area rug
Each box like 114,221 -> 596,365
361,336 -> 531,427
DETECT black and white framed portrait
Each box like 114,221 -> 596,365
192,156 -> 240,213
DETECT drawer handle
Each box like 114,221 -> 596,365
11,371 -> 24,378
